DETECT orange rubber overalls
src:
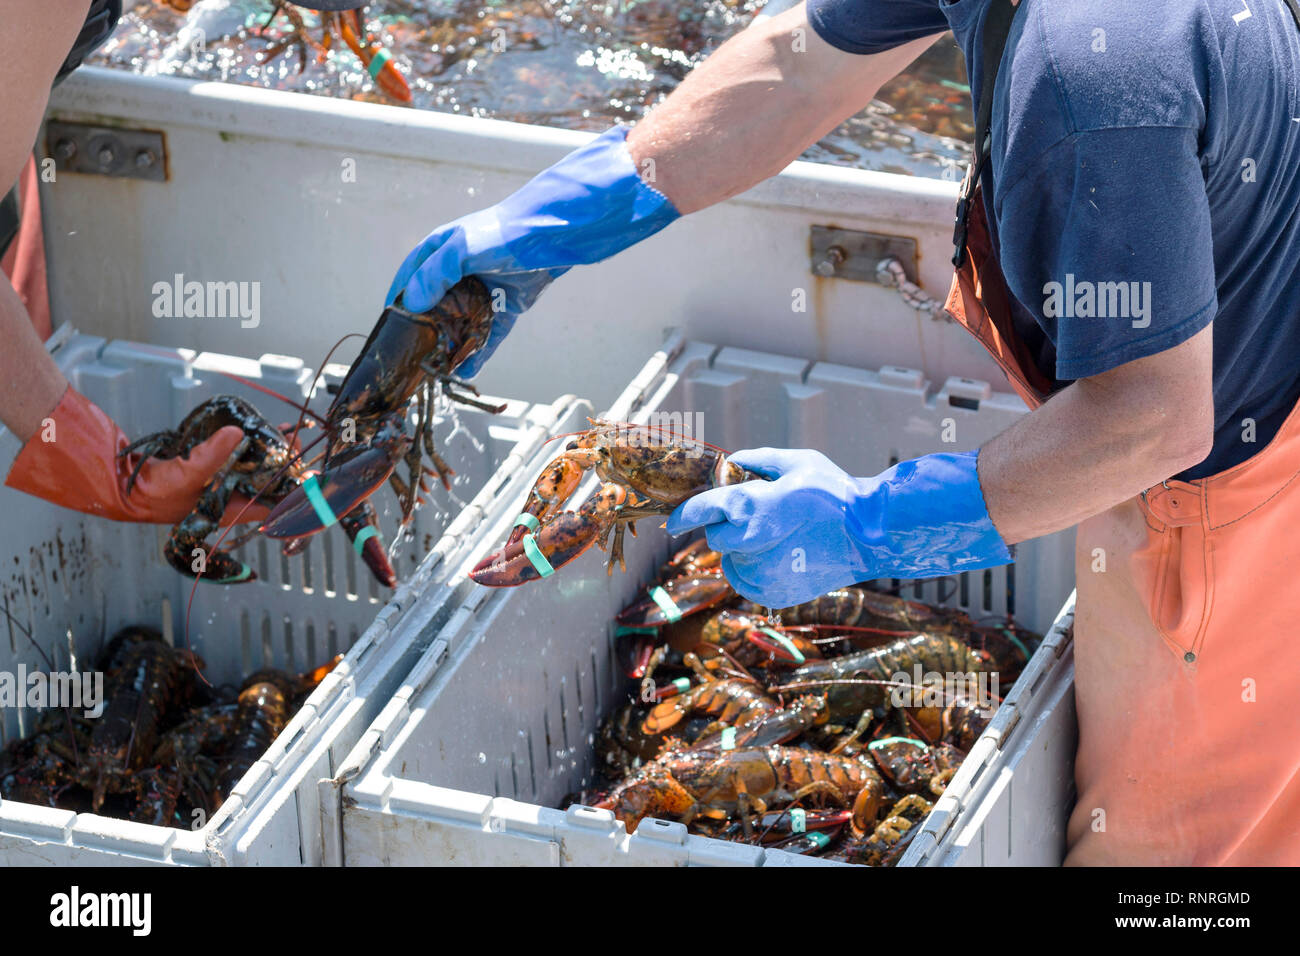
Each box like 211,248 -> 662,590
946,0 -> 1300,866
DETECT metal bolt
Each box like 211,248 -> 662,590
814,245 -> 846,277
97,144 -> 116,167
134,149 -> 155,169
53,139 -> 77,161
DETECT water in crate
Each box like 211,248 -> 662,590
0,626 -> 339,830
565,539 -> 1039,866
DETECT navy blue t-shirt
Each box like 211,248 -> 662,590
808,0 -> 1300,480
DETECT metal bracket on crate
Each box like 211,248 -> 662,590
45,120 -> 167,182
810,226 -> 919,284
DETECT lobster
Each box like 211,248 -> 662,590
595,744 -> 886,835
470,421 -> 769,586
260,276 -> 505,556
121,395 -> 395,586
826,794 -> 934,866
765,587 -> 1039,678
773,632 -> 999,723
75,629 -> 204,811
261,2 -> 412,103
641,676 -> 779,736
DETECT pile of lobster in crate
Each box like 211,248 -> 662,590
0,626 -> 340,828
566,539 -> 1039,866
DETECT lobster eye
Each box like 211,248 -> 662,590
565,440 -> 579,451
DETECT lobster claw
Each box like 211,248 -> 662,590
260,442 -> 402,541
615,574 -> 736,628
468,510 -> 608,586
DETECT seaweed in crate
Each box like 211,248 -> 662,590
0,626 -> 341,830
566,540 -> 1040,866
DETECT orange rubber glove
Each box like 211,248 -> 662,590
4,386 -> 268,525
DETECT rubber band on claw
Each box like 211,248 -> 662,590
367,47 -> 393,81
755,627 -> 805,665
513,513 -> 541,533
648,585 -> 683,623
520,534 -> 555,578
302,475 -> 340,529
351,525 -> 381,556
215,562 -> 254,584
868,736 -> 929,751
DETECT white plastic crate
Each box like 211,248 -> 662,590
330,333 -> 1078,866
0,326 -> 591,865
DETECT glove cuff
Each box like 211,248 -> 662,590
3,386 -> 134,520
848,449 -> 1012,579
489,125 -> 682,271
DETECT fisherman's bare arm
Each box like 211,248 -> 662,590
628,2 -> 942,214
0,1 -> 91,442
981,323 -> 1216,544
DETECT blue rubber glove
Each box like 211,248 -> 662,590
665,447 -> 1012,608
387,125 -> 680,377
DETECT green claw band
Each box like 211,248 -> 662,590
790,808 -> 807,834
998,626 -> 1032,663
806,831 -> 831,849
367,47 -> 392,80
868,736 -> 929,751
671,677 -> 690,693
302,475 -> 339,529
513,513 -> 541,533
351,525 -> 381,556
215,562 -> 253,584
520,534 -> 555,578
757,627 -> 805,665
614,625 -> 657,637
720,726 -> 737,751
649,585 -> 684,623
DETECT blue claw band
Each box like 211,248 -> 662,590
351,525 -> 381,556
868,736 -> 929,751
648,585 -> 683,623
520,534 -> 555,578
302,475 -> 339,529
720,727 -> 737,751
216,562 -> 253,584
756,627 -> 806,665
513,513 -> 541,533
806,831 -> 831,849
367,47 -> 392,81
671,677 -> 690,694
790,808 -> 807,834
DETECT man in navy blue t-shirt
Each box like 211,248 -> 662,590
386,0 -> 1300,865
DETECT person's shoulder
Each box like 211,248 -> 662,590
1016,0 -> 1219,134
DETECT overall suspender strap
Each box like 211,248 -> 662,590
1284,0 -> 1300,32
952,0 -> 1023,266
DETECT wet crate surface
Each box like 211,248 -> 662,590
335,335 -> 1078,866
0,328 -> 589,865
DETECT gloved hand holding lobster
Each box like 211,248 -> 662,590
666,447 -> 1013,608
4,385 -> 267,527
387,125 -> 680,377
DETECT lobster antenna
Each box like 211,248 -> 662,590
0,598 -> 82,764
180,427 -> 331,681
212,370 -> 328,425
294,331 -> 368,443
